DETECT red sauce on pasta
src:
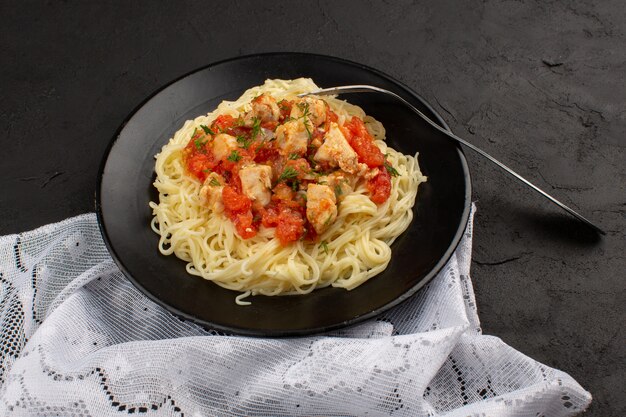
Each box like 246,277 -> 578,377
182,94 -> 396,244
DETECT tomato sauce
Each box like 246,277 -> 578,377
182,94 -> 397,244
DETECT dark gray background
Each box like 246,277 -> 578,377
1,1 -> 624,415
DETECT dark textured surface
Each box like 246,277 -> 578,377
0,1 -> 624,415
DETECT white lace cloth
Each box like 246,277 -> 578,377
0,209 -> 591,416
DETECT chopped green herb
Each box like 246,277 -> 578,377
277,166 -> 298,182
302,119 -> 312,139
295,102 -> 313,139
291,179 -> 301,192
319,240 -> 329,254
193,128 -> 207,151
317,180 -> 328,185
236,135 -> 252,149
227,150 -> 242,162
209,178 -> 221,186
202,169 -> 211,173
200,125 -> 215,135
252,214 -> 261,223
288,153 -> 300,160
384,161 -> 400,177
251,117 -> 262,139
334,184 -> 343,196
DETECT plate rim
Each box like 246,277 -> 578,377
95,52 -> 472,336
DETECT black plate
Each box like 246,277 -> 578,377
96,53 -> 471,336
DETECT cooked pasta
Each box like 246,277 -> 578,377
149,78 -> 426,304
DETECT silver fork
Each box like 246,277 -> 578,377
300,85 -> 604,235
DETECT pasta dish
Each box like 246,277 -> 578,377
149,79 -> 426,304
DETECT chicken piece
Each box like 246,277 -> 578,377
290,97 -> 327,127
244,94 -> 281,125
275,119 -> 309,157
318,171 -> 355,200
212,133 -> 238,161
306,183 -> 338,235
314,122 -> 360,174
364,167 -> 381,180
199,172 -> 225,213
239,164 -> 272,206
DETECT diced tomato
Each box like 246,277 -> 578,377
222,186 -> 258,238
222,186 -> 250,213
275,207 -> 305,245
254,144 -> 278,163
271,183 -> 306,212
323,107 -> 339,131
327,109 -> 338,123
367,168 -> 391,204
211,115 -> 236,133
260,205 -> 280,228
233,211 -> 257,239
185,152 -> 215,182
311,128 -> 324,142
304,225 -> 318,242
183,131 -> 217,181
344,116 -> 384,168
261,120 -> 278,131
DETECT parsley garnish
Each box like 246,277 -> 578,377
334,184 -> 343,196
319,240 -> 329,254
384,161 -> 399,177
200,124 -> 215,135
293,102 -> 313,139
227,150 -> 242,162
277,166 -> 298,182
291,179 -> 301,192
250,117 -> 262,139
209,178 -> 221,186
194,137 -> 205,151
193,128 -> 206,151
236,135 -> 252,149
288,153 -> 300,160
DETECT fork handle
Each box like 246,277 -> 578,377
303,86 -> 605,235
